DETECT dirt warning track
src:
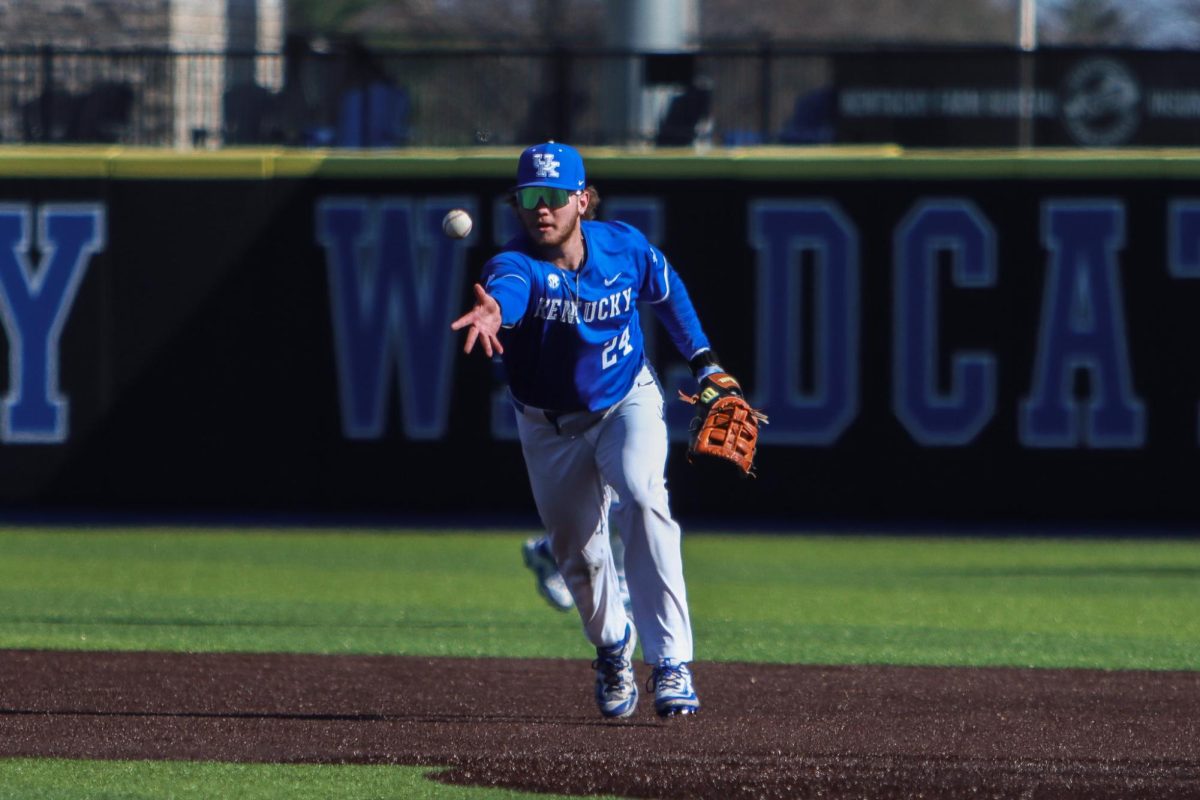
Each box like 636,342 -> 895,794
0,649 -> 1197,799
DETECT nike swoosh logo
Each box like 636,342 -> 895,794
603,273 -> 622,287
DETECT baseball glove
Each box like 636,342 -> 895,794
678,372 -> 768,477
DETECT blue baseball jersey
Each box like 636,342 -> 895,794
483,220 -> 710,412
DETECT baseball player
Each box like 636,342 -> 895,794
453,141 -> 731,718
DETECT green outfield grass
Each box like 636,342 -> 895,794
0,759 -> 606,800
0,527 -> 1196,670
1,526 -> 1198,799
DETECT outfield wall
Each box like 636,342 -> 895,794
2,145 -> 1200,527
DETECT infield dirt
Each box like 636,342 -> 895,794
0,649 -> 1197,799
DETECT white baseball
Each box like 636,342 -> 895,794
442,208 -> 473,239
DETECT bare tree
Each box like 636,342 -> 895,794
287,0 -> 604,46
287,0 -> 384,36
699,0 -> 1016,45
285,0 -> 1198,51
1155,0 -> 1200,46
1038,0 -> 1151,46
286,0 -> 1022,48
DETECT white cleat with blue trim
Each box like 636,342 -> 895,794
521,537 -> 574,612
649,658 -> 700,717
592,622 -> 638,719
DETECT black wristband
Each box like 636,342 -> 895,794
688,348 -> 722,377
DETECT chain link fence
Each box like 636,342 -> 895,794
3,44 -> 1193,149
0,44 -> 833,149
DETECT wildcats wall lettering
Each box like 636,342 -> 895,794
316,196 -> 476,440
317,194 -> 1200,450
0,203 -> 104,444
754,197 -> 1145,448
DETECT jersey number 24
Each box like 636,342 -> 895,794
601,323 -> 634,369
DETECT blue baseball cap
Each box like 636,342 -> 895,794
514,141 -> 586,191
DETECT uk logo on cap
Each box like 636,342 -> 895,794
515,141 -> 586,191
532,153 -> 560,179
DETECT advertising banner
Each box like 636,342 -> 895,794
834,49 -> 1200,147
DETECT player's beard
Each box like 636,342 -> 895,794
525,208 -> 579,250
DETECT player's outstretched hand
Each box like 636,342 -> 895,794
451,283 -> 504,357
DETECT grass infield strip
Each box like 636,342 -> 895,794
0,527 -> 1196,669
0,759 -> 610,800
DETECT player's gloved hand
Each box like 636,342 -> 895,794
677,356 -> 767,477
696,371 -> 744,404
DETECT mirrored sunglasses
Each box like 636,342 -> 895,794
515,187 -> 577,210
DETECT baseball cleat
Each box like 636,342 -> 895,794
593,622 -> 638,719
648,658 -> 700,717
521,537 -> 574,611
